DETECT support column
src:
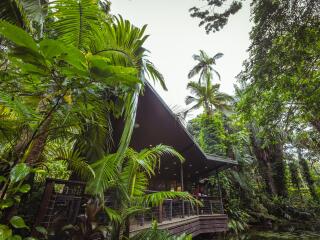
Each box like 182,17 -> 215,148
180,163 -> 185,218
180,163 -> 184,191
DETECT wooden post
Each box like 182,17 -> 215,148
180,164 -> 185,218
196,203 -> 199,215
217,173 -> 224,213
180,163 -> 184,191
169,199 -> 173,220
141,212 -> 145,226
32,179 -> 55,237
158,202 -> 163,223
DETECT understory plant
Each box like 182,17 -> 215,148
0,0 -> 167,238
86,144 -> 200,239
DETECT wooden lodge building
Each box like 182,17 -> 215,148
34,83 -> 237,238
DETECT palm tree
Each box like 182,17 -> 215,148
0,1 -> 166,214
91,16 -> 167,162
188,50 -> 223,84
0,1 -> 166,169
86,144 -> 199,239
185,78 -> 233,115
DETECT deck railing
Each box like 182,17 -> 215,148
33,179 -> 224,235
131,194 -> 224,227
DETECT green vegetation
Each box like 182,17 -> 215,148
0,1 -> 194,239
186,0 -> 320,237
0,0 -> 319,239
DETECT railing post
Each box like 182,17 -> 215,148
196,200 -> 199,215
140,212 -> 144,226
169,199 -> 173,220
181,199 -> 185,218
158,202 -> 163,223
32,179 -> 55,237
217,173 -> 224,213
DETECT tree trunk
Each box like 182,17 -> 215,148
311,119 -> 320,133
249,127 -> 287,197
24,114 -> 53,165
270,142 -> 287,198
250,130 -> 277,196
298,149 -> 318,201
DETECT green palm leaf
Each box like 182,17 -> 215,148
47,0 -> 101,49
0,0 -> 45,33
143,191 -> 201,207
86,153 -> 118,196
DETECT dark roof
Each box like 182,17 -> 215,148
128,82 -> 237,180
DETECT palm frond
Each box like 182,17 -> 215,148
0,0 -> 45,33
45,141 -> 95,180
86,153 -> 118,196
138,144 -> 185,167
0,92 -> 39,122
115,84 -> 141,164
47,0 -> 101,50
188,63 -> 202,79
104,206 -> 122,224
212,68 -> 221,80
187,102 -> 202,112
0,20 -> 39,52
213,52 -> 223,60
185,95 -> 197,105
143,191 -> 201,207
93,16 -> 147,67
186,81 -> 206,97
144,59 -> 167,91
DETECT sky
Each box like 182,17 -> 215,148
111,0 -> 252,117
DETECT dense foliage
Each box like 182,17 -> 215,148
187,0 -> 320,235
0,1 -> 195,239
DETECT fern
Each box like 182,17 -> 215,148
45,140 -> 95,180
48,0 -> 101,50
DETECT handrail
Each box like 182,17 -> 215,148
46,178 -> 86,186
33,179 -> 224,237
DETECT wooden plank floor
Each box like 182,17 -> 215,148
130,214 -> 228,237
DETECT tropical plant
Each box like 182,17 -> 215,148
86,144 -> 199,239
0,0 -> 46,35
188,50 -> 223,84
49,198 -> 109,240
0,162 -> 47,239
0,1 -> 168,236
185,80 -> 233,115
131,221 -> 192,240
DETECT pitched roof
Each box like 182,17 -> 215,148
129,82 -> 237,180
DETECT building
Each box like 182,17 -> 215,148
34,83 -> 237,238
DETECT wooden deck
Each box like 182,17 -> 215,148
130,214 -> 228,237
34,179 -> 228,238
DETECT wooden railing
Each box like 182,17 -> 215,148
32,178 -> 86,236
131,195 -> 224,227
33,179 -> 224,236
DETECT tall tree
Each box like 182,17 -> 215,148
189,0 -> 243,34
185,80 -> 232,115
188,50 -> 223,84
